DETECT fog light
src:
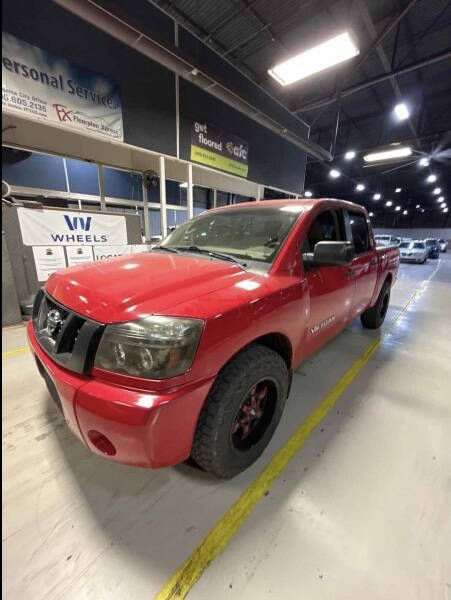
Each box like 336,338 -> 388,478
87,430 -> 116,456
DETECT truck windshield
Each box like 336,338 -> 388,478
160,206 -> 303,263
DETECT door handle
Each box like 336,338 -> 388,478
346,268 -> 356,278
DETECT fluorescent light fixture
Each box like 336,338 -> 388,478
441,203 -> 447,208
373,193 -> 381,200
444,208 -> 449,213
438,196 -> 444,202
419,157 -> 429,167
385,201 -> 393,207
395,187 -> 401,193
329,169 -> 341,178
355,183 -> 365,191
426,174 -> 437,183
395,206 -> 401,211
268,32 -> 359,86
416,204 -> 420,209
369,212 -> 374,216
394,103 -> 409,120
304,190 -> 313,197
179,182 -> 188,188
433,187 -> 441,195
403,210 -> 408,215
364,146 -> 412,162
345,150 -> 356,160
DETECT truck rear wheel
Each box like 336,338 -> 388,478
191,344 -> 288,478
361,280 -> 391,329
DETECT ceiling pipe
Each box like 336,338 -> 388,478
53,0 -> 332,161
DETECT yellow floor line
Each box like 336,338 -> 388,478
156,263 -> 441,600
2,346 -> 29,358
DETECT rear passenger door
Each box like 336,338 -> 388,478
346,210 -> 378,318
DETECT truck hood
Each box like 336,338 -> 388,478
46,252 -> 256,323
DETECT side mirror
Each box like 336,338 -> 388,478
303,241 -> 355,267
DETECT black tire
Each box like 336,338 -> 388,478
191,344 -> 288,478
361,280 -> 391,329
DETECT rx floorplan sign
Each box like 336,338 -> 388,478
17,208 -> 127,246
190,120 -> 249,177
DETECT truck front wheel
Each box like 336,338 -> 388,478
360,280 -> 391,329
191,344 -> 288,478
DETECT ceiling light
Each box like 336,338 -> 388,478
433,187 -> 441,195
329,169 -> 341,178
395,206 -> 401,211
304,190 -> 313,197
385,201 -> 393,207
345,150 -> 356,160
421,209 -> 425,213
373,193 -> 381,200
444,208 -> 449,213
438,196 -> 444,202
268,31 -> 359,86
364,147 -> 412,162
419,157 -> 429,167
416,204 -> 420,209
441,203 -> 447,208
355,183 -> 365,191
426,174 -> 437,183
395,187 -> 401,193
369,212 -> 374,216
403,210 -> 408,215
394,103 -> 409,120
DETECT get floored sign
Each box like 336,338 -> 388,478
191,121 -> 249,177
18,208 -> 127,246
2,32 -> 123,140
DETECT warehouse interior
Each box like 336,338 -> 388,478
2,0 -> 451,599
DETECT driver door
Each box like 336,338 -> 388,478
301,208 -> 355,357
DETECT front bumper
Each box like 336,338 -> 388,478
400,255 -> 424,262
27,321 -> 213,468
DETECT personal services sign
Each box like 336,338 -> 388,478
18,208 -> 127,246
191,121 -> 249,177
2,33 -> 123,140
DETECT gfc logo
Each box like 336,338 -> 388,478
226,141 -> 248,160
64,215 -> 92,231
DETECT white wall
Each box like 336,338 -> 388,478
374,228 -> 451,241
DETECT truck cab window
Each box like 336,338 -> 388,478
348,212 -> 370,254
302,209 -> 345,254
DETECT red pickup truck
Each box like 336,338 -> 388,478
28,199 -> 399,478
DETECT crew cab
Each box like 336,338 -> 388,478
28,199 -> 399,478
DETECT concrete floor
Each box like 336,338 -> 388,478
2,255 -> 451,600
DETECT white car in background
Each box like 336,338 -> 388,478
374,234 -> 399,247
438,238 -> 448,252
399,240 -> 428,264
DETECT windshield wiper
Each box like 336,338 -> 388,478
174,245 -> 247,267
153,245 -> 179,254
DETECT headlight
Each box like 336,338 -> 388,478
94,316 -> 203,379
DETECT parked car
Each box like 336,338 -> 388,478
438,238 -> 448,252
28,199 -> 399,478
399,240 -> 428,263
374,234 -> 398,247
424,238 -> 440,258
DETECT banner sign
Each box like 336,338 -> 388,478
2,33 -> 123,140
32,246 -> 66,282
18,208 -> 127,246
190,121 -> 249,177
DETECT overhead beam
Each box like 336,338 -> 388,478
293,51 -> 451,113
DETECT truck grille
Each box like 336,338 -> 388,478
32,289 -> 105,374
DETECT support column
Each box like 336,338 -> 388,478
97,164 -> 106,212
256,184 -> 263,201
187,163 -> 194,219
213,188 -> 217,209
159,156 -> 167,238
142,176 -> 151,242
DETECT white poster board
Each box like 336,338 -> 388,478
2,32 -> 123,140
32,246 -> 66,281
93,245 -> 132,261
18,208 -> 127,246
66,246 -> 94,267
